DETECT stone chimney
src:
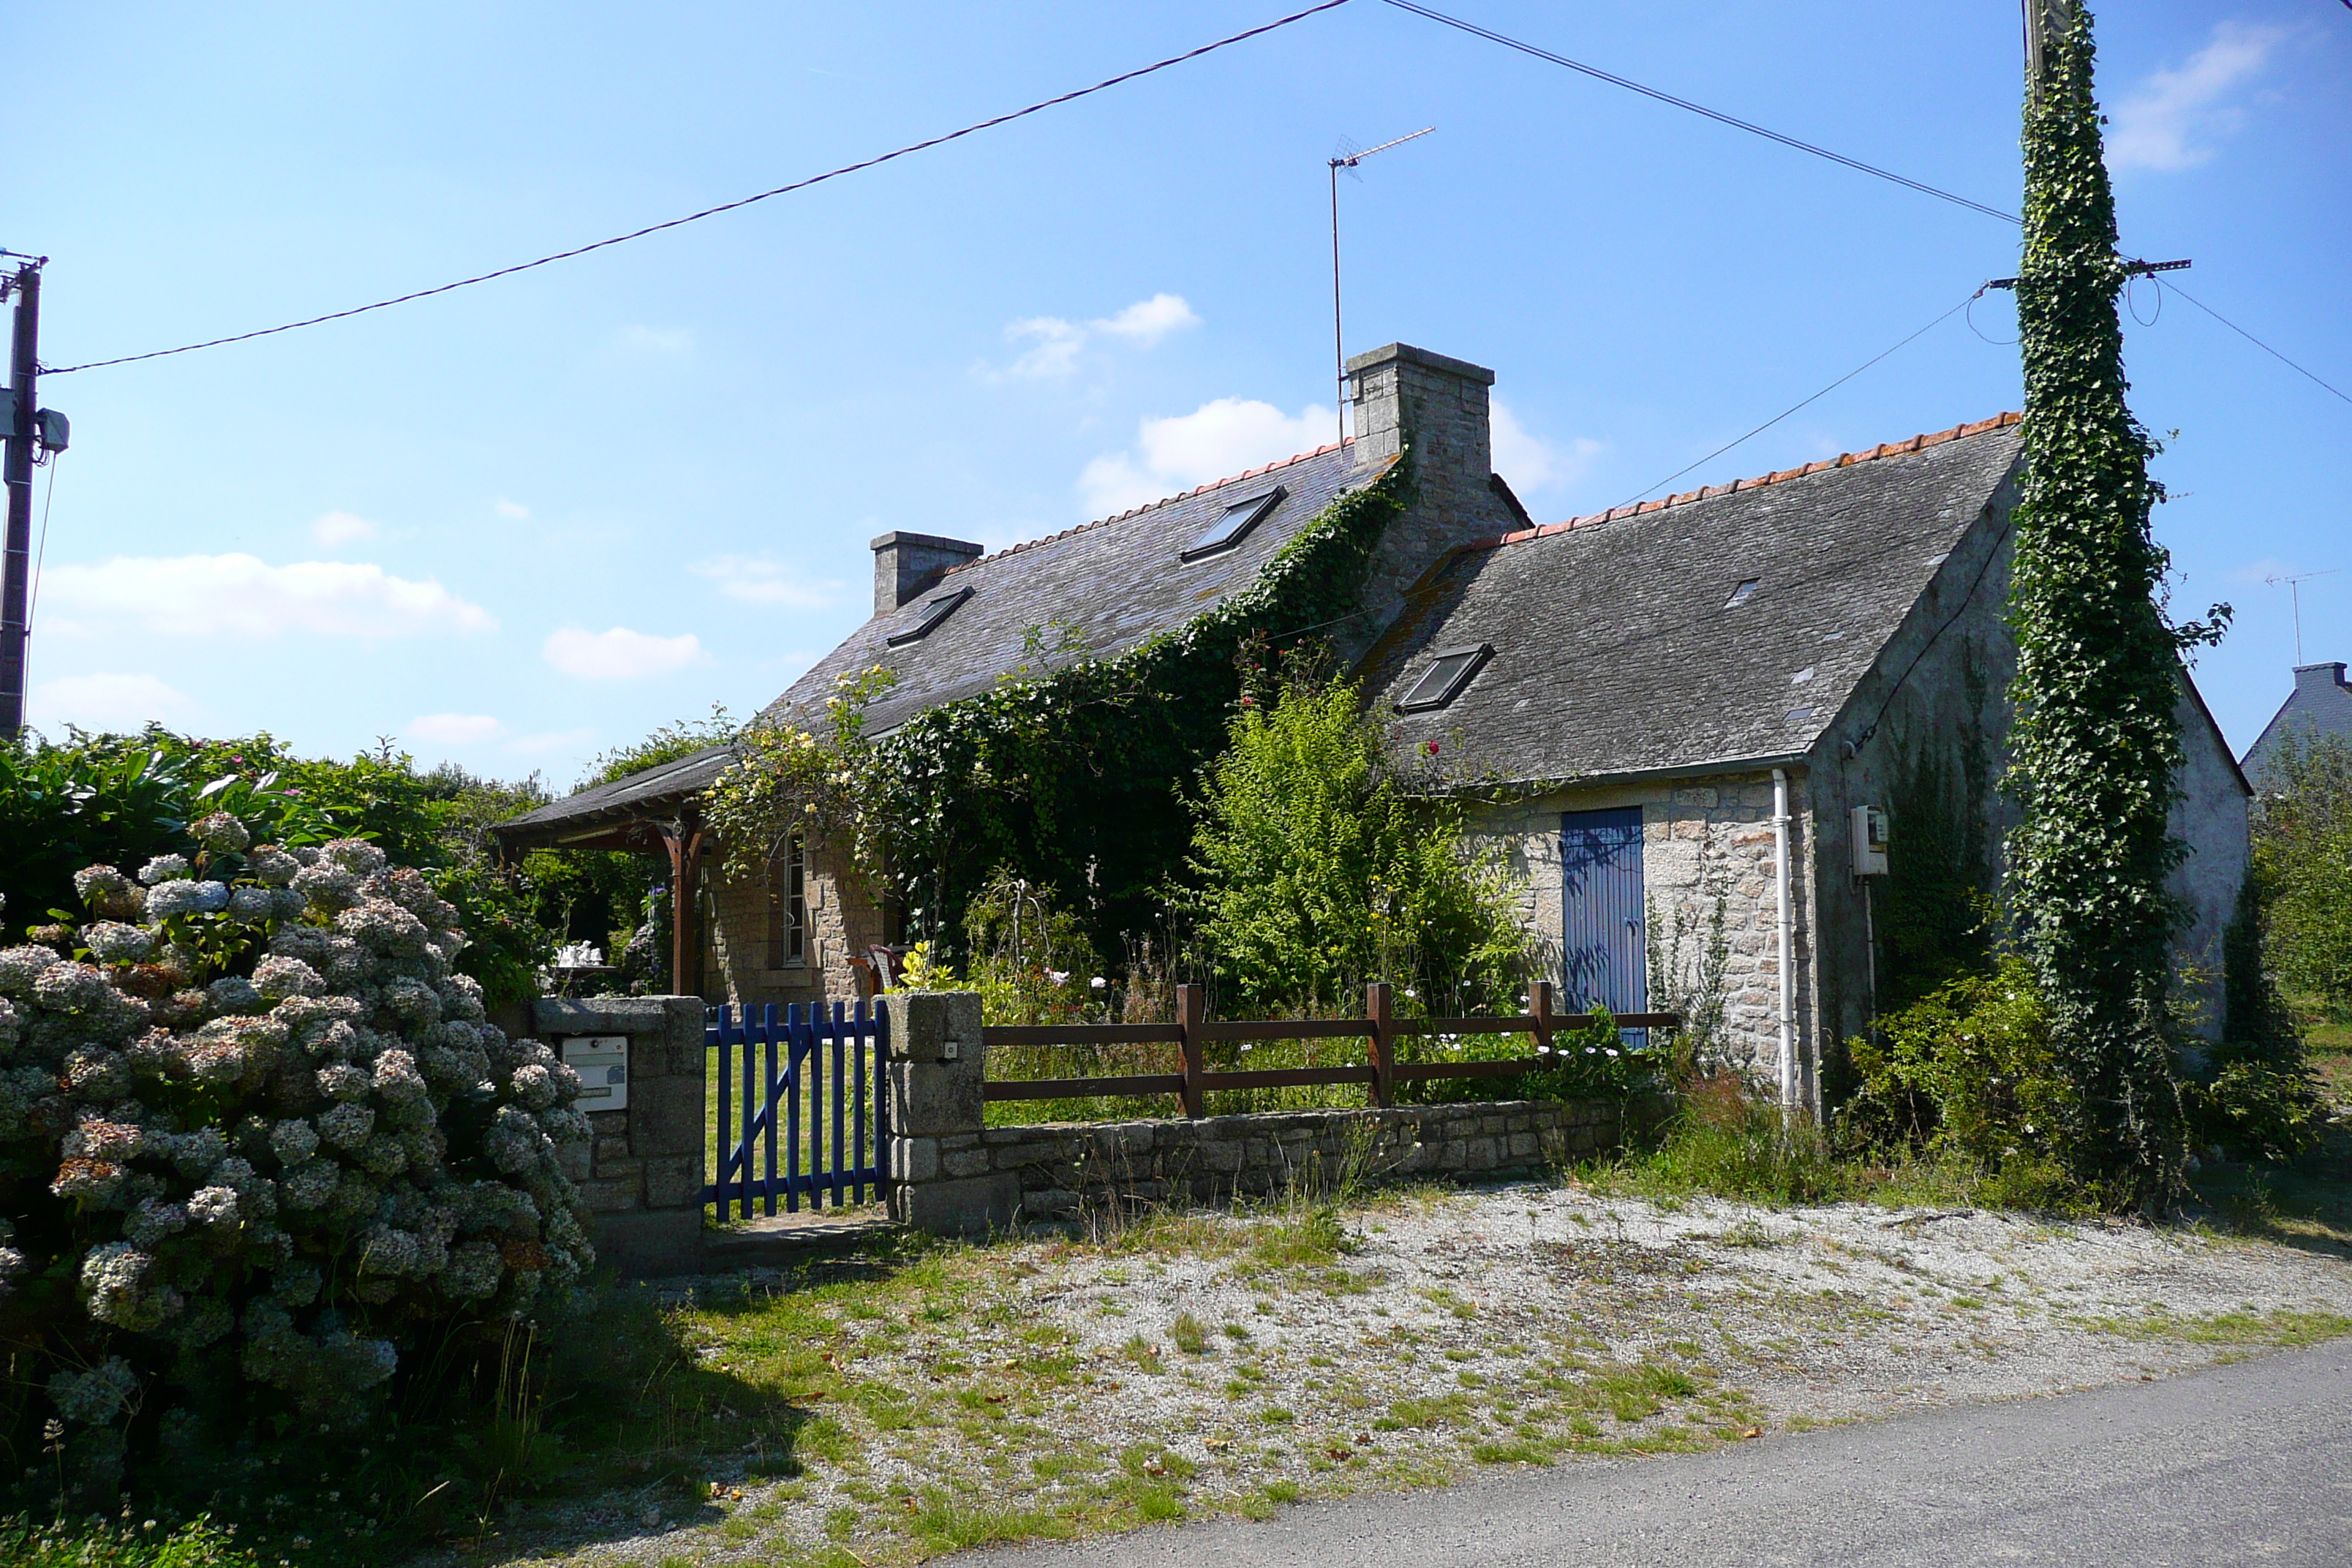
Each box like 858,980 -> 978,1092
1336,342 -> 1521,658
2293,661 -> 2349,696
871,532 -> 983,617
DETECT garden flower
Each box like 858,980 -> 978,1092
48,1358 -> 140,1425
227,886 -> 275,921
80,1243 -> 182,1331
189,812 -> 252,853
246,845 -> 301,886
0,943 -> 61,997
83,921 -> 153,965
137,854 -> 193,886
252,955 -> 325,1001
74,865 -> 144,919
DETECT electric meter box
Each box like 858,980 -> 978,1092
1850,805 -> 1891,877
560,1035 -> 629,1113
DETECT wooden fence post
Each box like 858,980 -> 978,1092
1366,981 -> 1395,1108
1531,980 -> 1555,1057
1176,983 -> 1205,1119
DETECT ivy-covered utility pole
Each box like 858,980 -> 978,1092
2007,1 -> 2189,1207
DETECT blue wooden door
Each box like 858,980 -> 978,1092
1560,807 -> 1647,1020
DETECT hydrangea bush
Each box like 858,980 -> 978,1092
0,813 -> 592,1462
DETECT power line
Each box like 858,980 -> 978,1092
2161,279 -> 2352,409
1381,0 -> 2020,225
45,0 -> 1354,376
1617,286 -> 1986,507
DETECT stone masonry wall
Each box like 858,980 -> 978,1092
702,834 -> 886,1009
1465,772 -> 1814,1090
535,995 -> 706,1276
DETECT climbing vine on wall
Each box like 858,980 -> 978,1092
2004,4 -> 2226,1207
706,460 -> 1412,962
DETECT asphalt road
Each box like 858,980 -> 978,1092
981,1340 -> 2352,1567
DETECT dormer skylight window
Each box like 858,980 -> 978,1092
1396,644 -> 1492,712
1183,487 -> 1284,560
886,585 -> 972,647
1725,578 -> 1761,609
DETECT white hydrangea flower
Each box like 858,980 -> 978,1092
186,1184 -> 241,1226
372,1049 -> 430,1107
316,1062 -> 370,1102
189,812 -> 252,853
0,945 -> 61,998
336,900 -> 430,958
144,881 -> 216,919
323,840 -> 388,876
291,864 -> 361,913
317,1100 -> 375,1148
226,886 -> 276,922
137,854 -> 193,886
206,975 -> 265,1016
48,1357 -> 140,1425
74,865 -> 143,916
246,845 -> 302,887
83,921 -> 153,964
268,1117 -> 320,1164
80,1242 -> 182,1330
252,955 -> 324,1000
279,1158 -> 339,1210
124,1196 -> 190,1248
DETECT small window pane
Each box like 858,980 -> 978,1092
773,835 -> 808,966
1398,645 -> 1490,710
1184,490 -> 1281,558
886,587 -> 971,645
1725,578 -> 1761,608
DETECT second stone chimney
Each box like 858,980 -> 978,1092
871,532 -> 983,617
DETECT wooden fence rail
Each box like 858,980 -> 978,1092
979,980 -> 1679,1115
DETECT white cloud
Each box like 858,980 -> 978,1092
1003,293 -> 1201,378
543,626 -> 704,679
40,554 -> 495,638
494,497 -> 532,521
689,554 -> 842,608
1092,293 -> 1201,347
29,671 -> 197,729
1490,399 -> 1602,495
409,712 -> 503,745
2108,22 -> 2286,173
1079,396 -> 1335,516
617,325 -> 694,354
312,510 -> 378,546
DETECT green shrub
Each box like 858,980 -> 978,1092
1840,957 -> 2078,1178
2251,731 -> 2352,1017
1184,665 -> 1531,1016
0,1514 -> 260,1568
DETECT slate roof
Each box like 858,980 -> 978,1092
492,744 -> 733,845
2243,662 -> 2352,789
1358,415 -> 2025,785
764,440 -> 1376,735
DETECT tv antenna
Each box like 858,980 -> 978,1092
1330,127 -> 1433,445
2265,568 -> 2338,664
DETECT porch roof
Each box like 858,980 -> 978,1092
489,743 -> 734,852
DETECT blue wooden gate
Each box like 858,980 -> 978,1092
704,1000 -> 890,1219
1560,807 -> 1648,1032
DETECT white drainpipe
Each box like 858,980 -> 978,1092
1771,767 -> 1798,1115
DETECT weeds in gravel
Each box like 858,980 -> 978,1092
2078,1306 -> 2352,1348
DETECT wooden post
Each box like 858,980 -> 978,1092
660,810 -> 706,1000
1176,982 -> 1205,1119
1530,979 -> 1555,1057
1366,981 -> 1395,1109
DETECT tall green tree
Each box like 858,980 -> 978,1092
2005,3 -> 2207,1205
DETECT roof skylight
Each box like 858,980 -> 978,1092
1396,644 -> 1492,712
886,586 -> 973,647
1725,578 -> 1761,608
1183,488 -> 1284,560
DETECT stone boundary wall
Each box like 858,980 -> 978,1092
533,995 -> 706,1276
885,992 -> 1656,1237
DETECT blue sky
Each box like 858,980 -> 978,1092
14,1 -> 2348,786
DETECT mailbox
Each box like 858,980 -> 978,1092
560,1034 -> 630,1112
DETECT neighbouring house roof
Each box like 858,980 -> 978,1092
491,744 -> 734,850
2242,661 -> 2352,789
764,440 -> 1374,736
1358,414 -> 2026,786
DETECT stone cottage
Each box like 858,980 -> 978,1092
493,341 -> 2252,1108
2242,660 -> 2352,791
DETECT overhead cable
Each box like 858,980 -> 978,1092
1380,0 -> 2021,225
1617,287 -> 1986,508
45,0 -> 1353,375
2160,280 -> 2352,409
